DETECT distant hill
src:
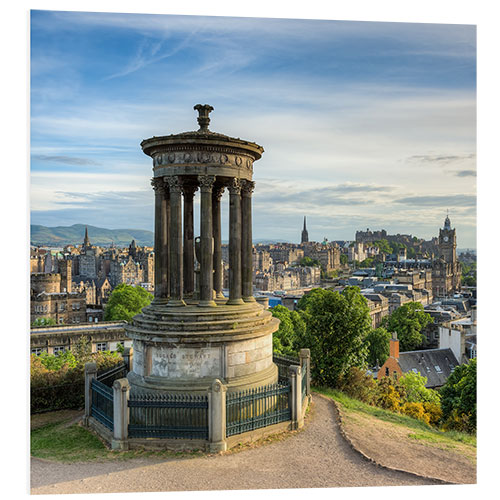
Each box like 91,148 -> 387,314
30,224 -> 154,247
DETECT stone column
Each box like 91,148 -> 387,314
212,185 -> 225,299
241,180 -> 255,302
112,378 -> 130,450
151,178 -> 168,304
182,183 -> 197,297
166,176 -> 186,306
299,348 -> 311,397
288,364 -> 303,430
208,379 -> 227,452
84,362 -> 97,426
161,179 -> 170,299
198,175 -> 217,307
227,178 -> 244,305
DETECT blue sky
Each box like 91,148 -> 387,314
30,10 -> 476,247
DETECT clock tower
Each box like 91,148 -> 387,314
432,214 -> 461,297
438,214 -> 457,264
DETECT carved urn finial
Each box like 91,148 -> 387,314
194,104 -> 214,132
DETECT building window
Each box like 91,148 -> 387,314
53,346 -> 65,355
88,316 -> 93,322
435,365 -> 442,373
31,348 -> 45,356
385,367 -> 389,376
96,342 -> 107,352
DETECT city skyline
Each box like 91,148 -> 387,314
30,11 -> 476,247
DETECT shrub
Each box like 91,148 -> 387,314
375,377 -> 405,412
401,402 -> 430,425
30,342 -> 123,414
338,366 -> 377,405
423,401 -> 443,426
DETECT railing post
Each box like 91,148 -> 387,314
84,362 -> 97,426
122,346 -> 133,373
288,365 -> 303,430
208,379 -> 227,452
300,348 -> 311,396
112,378 -> 130,450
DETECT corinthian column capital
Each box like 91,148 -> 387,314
228,178 -> 242,195
181,182 -> 198,199
198,174 -> 216,192
166,176 -> 182,193
212,185 -> 225,201
241,180 -> 255,197
151,177 -> 164,192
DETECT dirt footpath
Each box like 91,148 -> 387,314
31,396 -> 441,495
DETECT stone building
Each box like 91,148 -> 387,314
30,321 -> 131,355
78,227 -> 98,280
431,215 -> 461,297
302,241 -> 341,273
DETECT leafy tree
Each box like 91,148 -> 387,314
271,305 -> 298,356
366,327 -> 391,366
382,302 -> 432,351
32,317 -> 57,327
407,247 -> 416,259
297,256 -> 321,267
340,254 -> 348,265
440,358 -> 476,433
373,239 -> 392,254
399,372 -> 440,405
296,286 -> 372,386
104,284 -> 153,322
358,257 -> 375,268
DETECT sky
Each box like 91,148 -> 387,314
30,10 -> 477,248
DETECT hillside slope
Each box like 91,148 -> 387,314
316,388 -> 476,485
30,224 -> 154,247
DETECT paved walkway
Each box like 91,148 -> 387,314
31,396 -> 440,494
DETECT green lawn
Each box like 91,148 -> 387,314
313,386 -> 476,447
31,416 -> 204,463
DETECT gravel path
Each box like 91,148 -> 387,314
31,396 -> 440,494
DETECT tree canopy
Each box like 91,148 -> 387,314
297,256 -> 321,268
32,317 -> 57,327
382,302 -> 432,351
440,358 -> 476,433
366,327 -> 391,366
271,305 -> 306,356
104,284 -> 153,322
296,286 -> 372,386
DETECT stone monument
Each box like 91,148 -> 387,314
125,105 -> 279,394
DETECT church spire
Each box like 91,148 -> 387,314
84,226 -> 91,248
301,216 -> 309,244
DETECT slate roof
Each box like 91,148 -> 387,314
398,348 -> 459,388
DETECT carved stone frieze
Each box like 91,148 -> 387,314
153,150 -> 254,170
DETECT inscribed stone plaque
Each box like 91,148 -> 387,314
150,346 -> 222,378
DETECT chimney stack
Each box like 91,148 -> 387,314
389,331 -> 399,359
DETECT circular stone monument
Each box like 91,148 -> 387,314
126,105 -> 279,394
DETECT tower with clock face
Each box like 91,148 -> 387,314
432,214 -> 461,297
438,214 -> 457,264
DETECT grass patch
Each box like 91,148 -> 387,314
313,386 -> 476,448
31,417 -> 205,463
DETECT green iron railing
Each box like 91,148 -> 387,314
226,382 -> 291,437
273,353 -> 300,382
97,363 -> 127,387
128,393 -> 209,439
90,379 -> 114,431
